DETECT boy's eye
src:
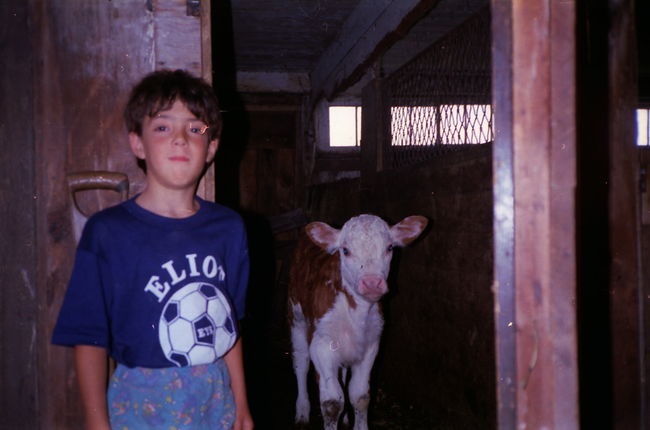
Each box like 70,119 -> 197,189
154,125 -> 170,133
188,123 -> 209,135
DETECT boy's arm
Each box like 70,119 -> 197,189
223,337 -> 254,430
74,345 -> 111,430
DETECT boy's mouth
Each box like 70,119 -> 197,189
169,156 -> 190,162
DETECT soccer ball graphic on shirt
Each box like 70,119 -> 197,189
159,282 -> 237,367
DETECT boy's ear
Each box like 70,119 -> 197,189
128,132 -> 146,159
206,138 -> 219,163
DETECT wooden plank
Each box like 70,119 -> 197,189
236,71 -> 310,93
310,0 -> 437,100
548,0 -> 579,426
359,71 -> 390,213
381,0 -> 488,76
153,0 -> 214,201
574,3 -> 613,427
512,0 -> 555,425
267,209 -> 309,234
502,0 -> 579,428
490,0 -> 516,427
30,1 -> 209,427
313,154 -> 360,172
0,1 -> 39,428
199,0 -> 214,201
360,78 -> 380,186
512,0 -> 552,423
153,0 -> 202,74
642,147 -> 650,425
608,0 -> 643,427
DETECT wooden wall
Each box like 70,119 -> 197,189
0,1 -> 38,429
238,110 -> 299,216
32,4 -> 149,425
1,1 -> 210,428
577,0 -> 643,428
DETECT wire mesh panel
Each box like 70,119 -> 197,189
387,8 -> 492,169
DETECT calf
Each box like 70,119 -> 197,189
288,214 -> 428,430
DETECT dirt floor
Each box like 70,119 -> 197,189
242,309 -> 438,430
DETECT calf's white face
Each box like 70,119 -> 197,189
306,214 -> 428,302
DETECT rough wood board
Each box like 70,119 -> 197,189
31,1 -> 209,427
511,0 -> 578,428
0,1 -> 39,428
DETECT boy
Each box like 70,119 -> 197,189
52,69 -> 254,430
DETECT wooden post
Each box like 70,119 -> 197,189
0,1 -> 38,429
492,0 -> 579,428
491,0 -> 516,427
609,0 -> 643,427
360,72 -> 387,213
198,0 -> 215,201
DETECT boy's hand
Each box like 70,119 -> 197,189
84,419 -> 112,430
224,338 -> 254,430
233,411 -> 254,430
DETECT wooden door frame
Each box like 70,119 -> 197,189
492,0 -> 644,428
491,0 -> 579,428
608,0 -> 644,427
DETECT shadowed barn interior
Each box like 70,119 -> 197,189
1,0 -> 649,429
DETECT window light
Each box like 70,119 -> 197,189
329,106 -> 362,147
638,109 -> 649,146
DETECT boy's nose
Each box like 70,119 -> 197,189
172,129 -> 189,145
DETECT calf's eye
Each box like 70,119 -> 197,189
387,244 -> 394,253
342,248 -> 350,256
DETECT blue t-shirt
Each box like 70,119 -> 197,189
52,196 -> 249,369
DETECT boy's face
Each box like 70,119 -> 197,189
128,99 -> 218,192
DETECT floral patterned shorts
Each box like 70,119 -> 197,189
108,360 -> 235,430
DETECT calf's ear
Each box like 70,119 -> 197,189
305,222 -> 340,253
391,216 -> 428,246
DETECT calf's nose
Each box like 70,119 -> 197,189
359,276 -> 388,301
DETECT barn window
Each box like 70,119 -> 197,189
315,97 -> 362,151
391,104 -> 493,146
308,6 -> 493,180
330,105 -> 362,147
385,8 -> 492,169
638,109 -> 650,146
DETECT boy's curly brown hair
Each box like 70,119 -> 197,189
124,69 -> 222,141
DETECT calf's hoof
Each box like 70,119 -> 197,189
295,400 -> 310,425
321,399 -> 343,429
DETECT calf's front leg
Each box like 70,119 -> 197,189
310,338 -> 344,430
348,341 -> 380,430
290,310 -> 311,424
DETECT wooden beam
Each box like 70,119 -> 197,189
153,0 -> 203,75
0,1 -> 39,428
491,0 -> 516,427
608,0 -> 643,427
548,0 -> 579,425
493,0 -> 579,428
198,0 -> 214,201
236,71 -> 310,93
513,0 -> 578,426
310,0 -> 436,101
313,153 -> 360,172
